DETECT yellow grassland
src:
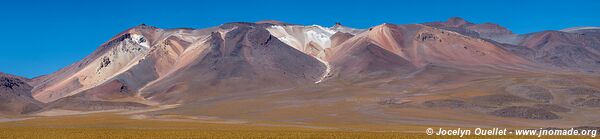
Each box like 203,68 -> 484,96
0,113 -> 591,139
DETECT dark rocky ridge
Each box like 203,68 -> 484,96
0,73 -> 42,115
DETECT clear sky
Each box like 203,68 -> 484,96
1,0 -> 599,78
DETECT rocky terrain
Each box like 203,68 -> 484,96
2,17 -> 600,128
0,73 -> 42,115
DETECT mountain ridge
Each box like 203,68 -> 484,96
2,17 -> 600,128
12,17 -> 600,104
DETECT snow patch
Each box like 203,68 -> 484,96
131,34 -> 150,48
268,25 -> 304,50
561,26 -> 600,32
266,25 -> 335,84
267,25 -> 335,51
307,25 -> 336,49
315,58 -> 331,84
330,25 -> 365,35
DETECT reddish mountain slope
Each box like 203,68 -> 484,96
2,18 -> 600,128
519,30 -> 600,72
139,23 -> 327,103
329,23 -> 535,75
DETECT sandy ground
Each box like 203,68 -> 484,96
118,104 -> 180,115
129,114 -> 248,124
0,117 -> 34,123
34,109 -> 125,116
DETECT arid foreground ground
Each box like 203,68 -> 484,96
0,113 -> 594,139
3,17 -> 600,139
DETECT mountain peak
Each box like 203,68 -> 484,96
333,22 -> 343,27
255,20 -> 291,25
133,23 -> 158,29
446,17 -> 473,27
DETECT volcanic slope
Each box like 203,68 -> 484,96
5,18 -> 600,129
139,23 -> 327,103
0,73 -> 42,115
31,22 -> 327,107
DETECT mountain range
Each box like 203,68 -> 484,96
2,17 -> 600,128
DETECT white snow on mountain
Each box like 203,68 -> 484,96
561,26 -> 600,33
267,25 -> 336,52
131,34 -> 150,48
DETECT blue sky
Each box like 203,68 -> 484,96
1,0 -> 599,78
